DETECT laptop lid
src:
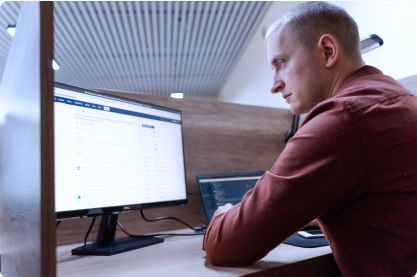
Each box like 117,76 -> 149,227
197,172 -> 264,223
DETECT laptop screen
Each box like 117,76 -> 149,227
197,172 -> 264,222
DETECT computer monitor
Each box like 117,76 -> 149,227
54,82 -> 187,255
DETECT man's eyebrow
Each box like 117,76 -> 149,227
270,56 -> 284,65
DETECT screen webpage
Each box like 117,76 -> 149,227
54,87 -> 186,212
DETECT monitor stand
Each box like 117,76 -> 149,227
71,213 -> 164,256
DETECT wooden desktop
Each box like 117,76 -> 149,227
57,229 -> 337,277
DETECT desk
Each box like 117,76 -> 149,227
57,229 -> 338,276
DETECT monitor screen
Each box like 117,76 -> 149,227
54,83 -> 187,219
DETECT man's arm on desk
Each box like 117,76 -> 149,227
214,204 -> 319,229
203,102 -> 366,266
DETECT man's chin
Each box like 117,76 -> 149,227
290,103 -> 310,115
289,105 -> 302,115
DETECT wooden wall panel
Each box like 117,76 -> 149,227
57,92 -> 292,246
0,2 -> 55,276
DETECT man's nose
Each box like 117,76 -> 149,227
271,79 -> 285,94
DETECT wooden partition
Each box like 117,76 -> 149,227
57,91 -> 292,246
0,2 -> 55,277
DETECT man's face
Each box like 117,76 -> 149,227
267,25 -> 330,115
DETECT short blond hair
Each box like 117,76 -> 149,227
266,2 -> 362,60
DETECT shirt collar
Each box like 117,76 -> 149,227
333,65 -> 383,97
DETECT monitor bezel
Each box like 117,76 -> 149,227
54,82 -> 188,220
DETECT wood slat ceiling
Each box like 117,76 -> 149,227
0,1 -> 270,98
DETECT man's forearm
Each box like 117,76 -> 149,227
203,172 -> 321,266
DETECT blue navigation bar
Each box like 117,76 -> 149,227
54,96 -> 181,124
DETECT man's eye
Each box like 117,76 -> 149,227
278,61 -> 284,68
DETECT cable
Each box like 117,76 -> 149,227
291,114 -> 296,133
284,114 -> 301,143
56,220 -> 61,229
140,209 -> 206,232
117,221 -> 205,238
84,216 -> 96,246
295,115 -> 300,133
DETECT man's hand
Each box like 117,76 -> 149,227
213,203 -> 234,219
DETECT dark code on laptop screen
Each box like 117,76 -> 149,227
201,179 -> 257,222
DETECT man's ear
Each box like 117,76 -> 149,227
318,34 -> 339,68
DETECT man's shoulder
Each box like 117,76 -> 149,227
331,73 -> 416,113
301,73 -> 417,130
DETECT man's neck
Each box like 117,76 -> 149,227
329,60 -> 365,97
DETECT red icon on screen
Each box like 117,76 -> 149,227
77,166 -> 80,170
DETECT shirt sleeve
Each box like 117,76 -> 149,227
202,100 -> 366,266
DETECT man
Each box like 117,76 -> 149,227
203,2 -> 417,276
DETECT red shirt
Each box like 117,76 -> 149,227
203,66 -> 417,276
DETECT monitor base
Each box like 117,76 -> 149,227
72,236 -> 164,256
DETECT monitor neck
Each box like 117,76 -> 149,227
97,213 -> 118,244
71,213 -> 164,256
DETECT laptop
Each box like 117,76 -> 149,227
197,171 -> 264,223
197,171 -> 329,248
